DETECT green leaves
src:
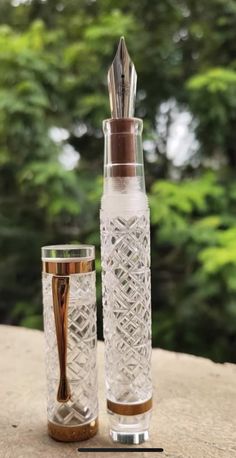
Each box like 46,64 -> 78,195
0,0 -> 236,362
19,160 -> 80,217
187,68 -> 236,93
199,227 -> 236,274
187,67 -> 236,128
150,172 -> 236,361
84,10 -> 136,43
150,173 -> 224,243
187,68 -> 236,155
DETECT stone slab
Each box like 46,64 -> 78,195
0,325 -> 235,458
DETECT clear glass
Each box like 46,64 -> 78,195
103,118 -> 145,191
42,244 -> 98,441
101,120 -> 152,444
42,244 -> 95,261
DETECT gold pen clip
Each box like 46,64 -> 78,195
52,276 -> 71,403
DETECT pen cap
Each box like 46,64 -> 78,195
42,244 -> 98,442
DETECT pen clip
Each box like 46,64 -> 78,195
52,275 -> 71,403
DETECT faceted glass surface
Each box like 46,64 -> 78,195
101,211 -> 152,405
43,271 -> 98,426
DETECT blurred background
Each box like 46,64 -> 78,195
0,0 -> 236,363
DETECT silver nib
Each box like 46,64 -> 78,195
108,37 -> 137,118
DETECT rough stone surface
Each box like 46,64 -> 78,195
0,325 -> 235,458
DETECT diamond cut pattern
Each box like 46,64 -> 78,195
43,271 -> 98,426
101,212 -> 152,403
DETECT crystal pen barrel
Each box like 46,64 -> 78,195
100,37 -> 152,445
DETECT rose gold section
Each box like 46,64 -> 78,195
52,276 -> 71,403
108,164 -> 136,177
107,398 -> 152,416
48,418 -> 98,442
43,259 -> 95,275
108,117 -> 137,134
109,119 -> 136,161
108,118 -> 136,177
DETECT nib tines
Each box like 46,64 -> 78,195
108,37 -> 137,118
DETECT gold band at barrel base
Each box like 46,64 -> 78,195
48,418 -> 98,442
42,259 -> 95,275
107,398 -> 152,416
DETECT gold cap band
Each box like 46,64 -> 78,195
42,259 -> 95,275
48,418 -> 98,442
107,398 -> 152,416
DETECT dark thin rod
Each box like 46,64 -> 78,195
78,447 -> 164,453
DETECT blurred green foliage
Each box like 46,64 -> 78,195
0,0 -> 236,362
150,173 -> 236,361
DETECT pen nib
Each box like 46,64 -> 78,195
108,37 -> 137,118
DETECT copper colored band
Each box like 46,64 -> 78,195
108,118 -> 136,177
107,398 -> 152,416
48,418 -> 98,442
108,117 -> 137,134
108,164 -> 136,178
42,259 -> 95,275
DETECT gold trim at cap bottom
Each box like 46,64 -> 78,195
48,418 -> 98,442
42,259 -> 95,275
107,398 -> 152,416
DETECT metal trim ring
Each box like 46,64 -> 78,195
48,418 -> 98,442
42,259 -> 95,275
107,398 -> 152,416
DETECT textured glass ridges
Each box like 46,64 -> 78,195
42,271 -> 98,426
101,212 -> 152,403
